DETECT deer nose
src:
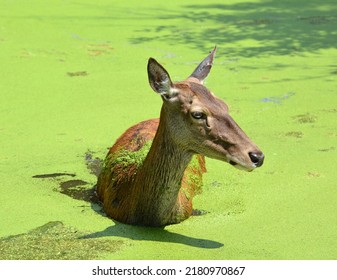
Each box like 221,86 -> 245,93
248,152 -> 264,167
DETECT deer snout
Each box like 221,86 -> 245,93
248,151 -> 264,168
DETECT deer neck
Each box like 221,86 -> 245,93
132,106 -> 193,226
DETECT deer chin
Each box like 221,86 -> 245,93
229,159 -> 255,172
203,150 -> 255,172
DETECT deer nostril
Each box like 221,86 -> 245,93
248,152 -> 264,167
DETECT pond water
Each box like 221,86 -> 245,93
0,0 -> 336,259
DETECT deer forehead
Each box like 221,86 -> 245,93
175,82 -> 229,115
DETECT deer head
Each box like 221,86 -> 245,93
147,47 -> 264,171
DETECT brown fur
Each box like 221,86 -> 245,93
97,118 -> 206,226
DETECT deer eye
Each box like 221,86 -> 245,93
191,111 -> 206,120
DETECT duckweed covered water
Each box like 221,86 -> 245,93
0,0 -> 336,259
0,221 -> 124,260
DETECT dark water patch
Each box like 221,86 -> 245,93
32,151 -> 103,205
292,113 -> 317,123
59,179 -> 99,204
60,179 -> 88,189
297,15 -> 337,25
238,18 -> 276,26
260,92 -> 295,105
318,147 -> 336,152
85,151 -> 103,177
322,108 -> 337,113
32,172 -> 76,178
33,174 -> 99,204
307,172 -> 321,178
67,71 -> 88,77
210,181 -> 222,187
285,131 -> 303,138
192,209 -> 209,216
0,221 -> 124,260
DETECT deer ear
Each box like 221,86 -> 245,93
189,46 -> 217,84
147,58 -> 175,99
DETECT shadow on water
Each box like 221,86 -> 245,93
7,0 -> 336,57
129,0 -> 337,56
80,222 -> 224,249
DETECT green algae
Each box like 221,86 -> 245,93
0,221 -> 124,260
183,155 -> 204,200
0,0 -> 336,260
104,140 -> 153,174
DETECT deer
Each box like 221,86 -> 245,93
96,47 -> 264,227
